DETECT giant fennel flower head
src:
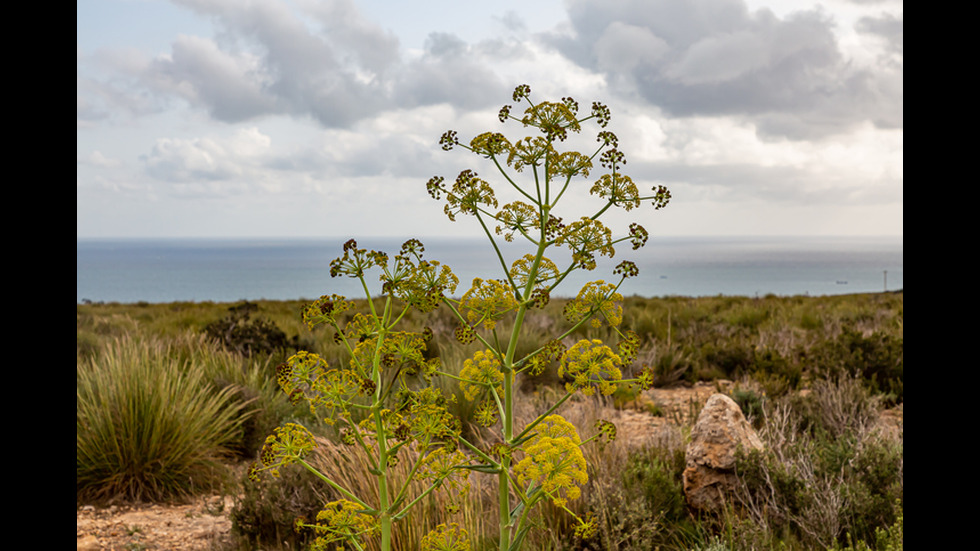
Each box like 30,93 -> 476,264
512,415 -> 588,508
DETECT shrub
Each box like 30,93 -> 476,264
752,347 -> 802,398
805,327 -> 903,404
564,445 -> 697,551
732,378 -> 902,550
830,500 -> 903,551
204,300 -> 297,357
731,387 -> 766,425
232,451 -> 333,550
76,337 -> 251,503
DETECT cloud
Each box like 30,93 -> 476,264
76,0 -> 902,239
141,127 -> 277,194
544,0 -> 903,140
857,12 -> 903,56
145,35 -> 277,122
80,0 -> 535,129
78,151 -> 123,168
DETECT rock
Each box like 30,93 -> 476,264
682,393 -> 764,512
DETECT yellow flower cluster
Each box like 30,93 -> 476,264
550,150 -> 593,180
558,339 -> 623,396
302,294 -> 354,330
494,201 -> 538,242
508,254 -> 559,291
443,169 -> 498,222
513,415 -> 588,508
277,352 -> 363,424
347,331 -> 431,377
469,131 -> 511,158
420,523 -> 470,551
554,218 -> 615,271
506,136 -> 553,173
406,387 -> 462,448
384,253 -> 459,314
519,101 -> 581,142
458,349 -> 504,402
563,280 -> 624,328
590,172 -> 641,210
309,500 -> 379,550
251,423 -> 317,480
418,447 -> 471,513
460,278 -> 518,330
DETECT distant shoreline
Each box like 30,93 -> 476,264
77,288 -> 904,307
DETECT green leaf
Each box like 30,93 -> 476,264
511,432 -> 537,447
508,525 -> 532,551
461,464 -> 501,474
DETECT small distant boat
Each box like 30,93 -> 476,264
836,280 -> 848,285
659,275 -> 667,279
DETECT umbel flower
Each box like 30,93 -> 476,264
250,423 -> 317,480
558,339 -> 623,396
305,499 -> 380,551
277,351 -> 364,424
563,280 -> 624,328
459,278 -> 518,330
512,415 -> 588,508
458,349 -> 505,427
421,523 -> 470,551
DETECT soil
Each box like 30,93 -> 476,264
75,382 -> 903,550
76,495 -> 237,551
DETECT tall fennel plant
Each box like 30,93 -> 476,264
249,84 -> 670,551
427,84 -> 670,550
249,239 -> 473,551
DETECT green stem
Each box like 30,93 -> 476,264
475,210 -> 520,292
512,391 -> 574,442
296,458 -> 373,511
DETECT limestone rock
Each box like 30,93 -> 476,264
683,393 -> 764,512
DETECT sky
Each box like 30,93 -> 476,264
77,0 -> 903,240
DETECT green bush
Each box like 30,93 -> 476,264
702,343 -> 754,379
731,387 -> 766,424
204,300 -> 298,357
830,500 -> 903,551
733,379 -> 902,550
231,457 -> 329,550
753,348 -> 802,398
806,327 -> 903,404
76,337 -> 251,503
567,447 -> 697,551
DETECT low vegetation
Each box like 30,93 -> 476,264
76,290 -> 902,550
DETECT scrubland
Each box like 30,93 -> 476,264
77,290 -> 902,550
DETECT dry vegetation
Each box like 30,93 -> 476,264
77,291 -> 902,550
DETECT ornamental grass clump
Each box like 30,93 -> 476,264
76,336 -> 250,503
252,84 -> 670,551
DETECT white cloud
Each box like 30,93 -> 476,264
76,0 -> 902,238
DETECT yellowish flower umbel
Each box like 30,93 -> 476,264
513,415 -> 588,507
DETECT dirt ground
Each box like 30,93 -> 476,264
76,495 -> 237,551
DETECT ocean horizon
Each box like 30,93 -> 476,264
76,235 -> 903,304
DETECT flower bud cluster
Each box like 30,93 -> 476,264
558,339 -> 623,396
420,523 -> 470,551
459,278 -> 518,331
563,280 -> 624,328
513,415 -> 588,508
307,499 -> 379,550
250,423 -> 317,480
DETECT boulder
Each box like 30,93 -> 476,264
682,393 -> 764,512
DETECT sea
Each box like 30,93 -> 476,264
76,236 -> 903,304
